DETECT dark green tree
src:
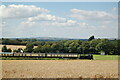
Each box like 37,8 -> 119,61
24,43 -> 34,53
18,48 -> 23,52
96,39 -> 112,55
2,45 -> 12,52
13,49 -> 18,53
2,45 -> 8,52
89,39 -> 101,54
88,35 -> 95,41
7,48 -> 12,52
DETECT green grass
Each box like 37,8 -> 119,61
93,55 -> 119,60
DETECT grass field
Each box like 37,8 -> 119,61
2,60 -> 118,78
93,55 -> 119,60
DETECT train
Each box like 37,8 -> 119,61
0,52 -> 93,60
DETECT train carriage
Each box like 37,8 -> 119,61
0,52 -> 93,60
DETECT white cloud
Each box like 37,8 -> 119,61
21,13 -> 82,27
21,21 -> 36,28
28,14 -> 67,22
0,5 -> 49,18
42,20 -> 78,26
112,7 -> 117,12
20,18 -> 94,30
70,9 -> 116,21
1,5 -> 117,38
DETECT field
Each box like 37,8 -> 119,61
0,45 -> 37,52
0,45 -> 26,52
93,55 -> 119,60
2,60 -> 118,78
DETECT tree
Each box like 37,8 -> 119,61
2,45 -> 8,52
24,43 -> 34,53
33,48 -> 40,53
17,48 -> 23,52
68,41 -> 79,53
13,48 -> 23,53
51,43 -> 60,53
89,39 -> 101,54
109,40 -> 118,55
96,39 -> 112,55
81,42 -> 90,54
77,46 -> 82,54
88,35 -> 95,41
2,45 -> 12,52
13,49 -> 18,53
41,44 -> 51,53
16,39 -> 22,42
7,48 -> 12,52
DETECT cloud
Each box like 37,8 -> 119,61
70,9 -> 116,21
0,5 -> 49,18
41,20 -> 78,27
20,18 -> 94,30
112,7 -> 117,12
17,18 -> 97,38
21,13 -> 78,27
1,4 -> 117,38
19,10 -> 96,30
28,14 -> 67,22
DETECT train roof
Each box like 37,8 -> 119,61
13,53 -> 78,55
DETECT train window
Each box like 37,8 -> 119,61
22,54 -> 24,56
40,54 -> 42,56
25,54 -> 27,56
50,54 -> 52,56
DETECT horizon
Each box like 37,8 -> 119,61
1,36 -> 117,40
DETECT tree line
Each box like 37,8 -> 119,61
1,36 -> 119,55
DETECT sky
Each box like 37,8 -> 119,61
0,2 -> 118,39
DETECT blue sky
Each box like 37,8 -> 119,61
1,2 -> 118,39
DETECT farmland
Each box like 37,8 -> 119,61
2,60 -> 118,78
0,45 -> 26,52
0,45 -> 37,52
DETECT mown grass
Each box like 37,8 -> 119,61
93,55 -> 119,60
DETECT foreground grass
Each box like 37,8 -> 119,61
93,55 -> 119,60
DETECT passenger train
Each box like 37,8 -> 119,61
0,52 -> 93,59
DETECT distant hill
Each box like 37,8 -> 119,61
3,37 -> 117,41
32,37 -> 88,41
8,37 -> 88,41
